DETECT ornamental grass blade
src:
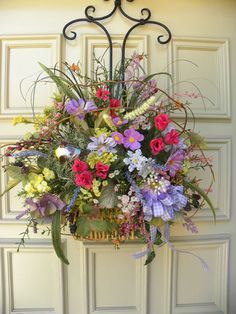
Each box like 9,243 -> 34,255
39,63 -> 77,100
51,211 -> 69,265
184,180 -> 216,222
0,178 -> 21,197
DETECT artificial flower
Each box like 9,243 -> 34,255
123,128 -> 144,150
165,129 -> 179,145
66,98 -> 97,119
150,137 -> 165,155
112,131 -> 124,144
87,134 -> 117,155
95,161 -> 110,179
75,171 -> 93,189
72,158 -> 88,172
109,98 -> 121,109
154,113 -> 170,131
96,87 -> 110,101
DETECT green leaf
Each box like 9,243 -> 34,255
0,178 -> 21,197
90,220 -> 109,232
76,216 -> 91,237
149,218 -> 165,228
98,181 -> 118,209
144,250 -> 156,265
183,180 -> 216,221
51,211 -> 69,265
39,63 -> 77,100
188,132 -> 207,149
6,165 -> 25,180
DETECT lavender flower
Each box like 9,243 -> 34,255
25,194 -> 66,217
141,176 -> 187,222
87,134 -> 117,155
165,150 -> 186,177
66,98 -> 97,120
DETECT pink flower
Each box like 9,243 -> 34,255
72,158 -> 88,172
150,138 -> 165,155
165,129 -> 179,145
154,114 -> 170,131
112,132 -> 124,144
96,87 -> 110,101
96,161 -> 110,179
75,171 -> 93,189
109,98 -> 121,109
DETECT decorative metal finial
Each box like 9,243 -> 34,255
62,0 -> 172,80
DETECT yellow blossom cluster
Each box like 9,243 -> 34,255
12,116 -> 32,126
87,151 -> 117,169
23,168 -> 55,197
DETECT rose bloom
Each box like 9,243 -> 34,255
165,129 -> 179,145
72,158 -> 88,172
96,161 -> 110,179
109,98 -> 121,109
154,114 -> 170,131
150,137 -> 165,155
75,171 -> 93,189
96,88 -> 110,101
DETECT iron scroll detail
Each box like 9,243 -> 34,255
62,0 -> 172,80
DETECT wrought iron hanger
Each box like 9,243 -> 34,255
63,0 -> 172,81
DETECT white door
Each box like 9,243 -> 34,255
0,1 -> 235,313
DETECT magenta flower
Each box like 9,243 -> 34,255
123,128 -> 144,150
66,98 -> 97,120
112,132 -> 124,144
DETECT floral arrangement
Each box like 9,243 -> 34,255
0,53 -> 215,265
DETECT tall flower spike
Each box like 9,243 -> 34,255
124,96 -> 156,121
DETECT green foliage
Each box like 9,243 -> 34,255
144,250 -> 156,265
51,211 -> 69,265
98,181 -> 118,209
183,180 -> 216,221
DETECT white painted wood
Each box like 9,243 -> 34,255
0,1 -> 235,314
168,37 -> 230,119
0,35 -> 61,117
82,34 -> 148,78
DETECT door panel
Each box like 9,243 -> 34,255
0,1 -> 235,313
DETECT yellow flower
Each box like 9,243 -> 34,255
94,128 -> 112,137
77,188 -> 92,200
43,168 -> 55,181
24,183 -> 36,197
102,180 -> 108,187
28,173 -> 44,185
87,151 -> 117,168
35,180 -> 51,193
12,116 -> 32,126
92,179 -> 101,197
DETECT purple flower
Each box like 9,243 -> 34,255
141,177 -> 187,222
112,117 -> 128,127
25,194 -> 66,218
87,134 -> 117,155
123,128 -> 144,151
112,132 -> 124,144
66,98 -> 97,119
165,150 -> 186,177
